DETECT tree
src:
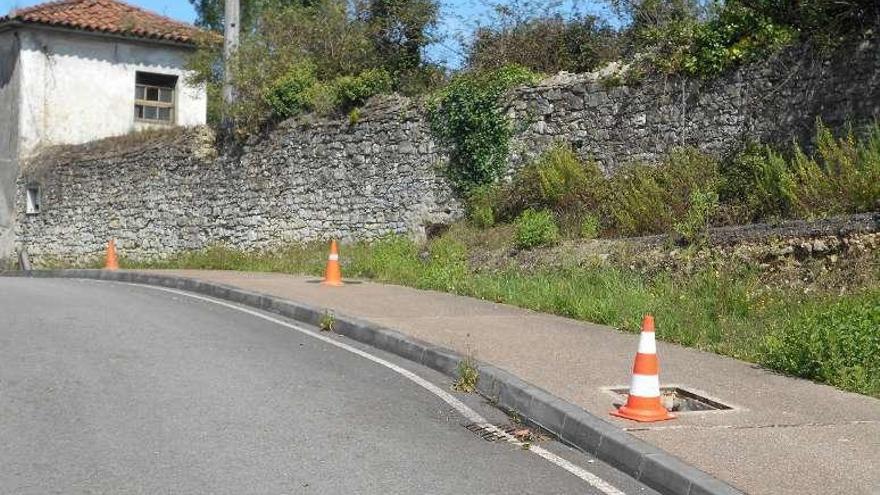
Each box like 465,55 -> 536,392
467,15 -> 620,74
188,0 -> 318,31
735,0 -> 880,40
361,0 -> 439,78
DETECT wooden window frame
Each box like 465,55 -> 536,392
134,80 -> 176,125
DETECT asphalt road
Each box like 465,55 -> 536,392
0,278 -> 657,495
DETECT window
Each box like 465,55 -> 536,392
26,185 -> 41,215
135,72 -> 177,124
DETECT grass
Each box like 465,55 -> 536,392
122,229 -> 880,398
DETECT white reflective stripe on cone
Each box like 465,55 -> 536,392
629,373 -> 661,397
328,254 -> 339,261
637,332 -> 657,354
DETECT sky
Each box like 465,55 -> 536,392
0,0 -> 616,67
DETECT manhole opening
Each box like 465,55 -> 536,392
610,386 -> 733,412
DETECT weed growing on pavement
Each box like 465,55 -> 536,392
453,355 -> 479,393
319,310 -> 336,332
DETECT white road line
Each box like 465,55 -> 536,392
135,283 -> 626,495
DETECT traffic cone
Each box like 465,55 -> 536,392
104,239 -> 119,271
611,315 -> 674,422
322,239 -> 343,286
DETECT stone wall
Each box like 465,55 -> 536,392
506,38 -> 880,172
11,38 -> 880,263
15,97 -> 457,262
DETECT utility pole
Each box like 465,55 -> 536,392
222,0 -> 240,130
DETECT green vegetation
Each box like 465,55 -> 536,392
514,209 -> 560,249
467,10 -> 621,74
263,62 -> 320,119
763,290 -> 880,397
720,122 -> 880,224
629,1 -> 795,78
467,121 -> 880,244
187,0 -> 441,134
467,0 -> 877,80
319,310 -> 336,332
189,0 -> 879,135
427,65 -> 540,192
126,230 -> 880,397
673,189 -> 720,245
264,66 -> 393,120
453,355 -> 479,393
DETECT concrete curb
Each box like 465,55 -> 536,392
4,270 -> 744,495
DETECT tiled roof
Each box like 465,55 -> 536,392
1,0 -> 205,44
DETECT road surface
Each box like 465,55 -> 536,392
0,278 -> 657,494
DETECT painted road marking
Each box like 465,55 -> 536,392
133,283 -> 627,495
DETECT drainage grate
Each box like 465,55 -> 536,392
465,423 -> 542,442
610,386 -> 733,412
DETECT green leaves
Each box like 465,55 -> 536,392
332,68 -> 394,111
514,209 -> 560,249
428,65 -> 540,193
631,0 -> 796,78
263,62 -> 319,119
263,66 -> 394,119
762,290 -> 880,396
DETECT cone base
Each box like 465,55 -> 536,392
611,405 -> 675,423
321,280 -> 344,287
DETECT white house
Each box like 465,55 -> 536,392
0,0 -> 209,260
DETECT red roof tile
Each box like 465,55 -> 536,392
1,0 -> 206,45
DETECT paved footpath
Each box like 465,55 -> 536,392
149,270 -> 879,495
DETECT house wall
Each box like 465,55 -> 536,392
0,30 -> 21,261
16,27 -> 206,158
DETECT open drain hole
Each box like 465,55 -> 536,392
610,387 -> 733,412
464,423 -> 548,443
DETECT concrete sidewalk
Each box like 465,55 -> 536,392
150,270 -> 879,495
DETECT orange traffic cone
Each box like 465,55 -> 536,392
611,315 -> 674,422
104,239 -> 119,271
322,240 -> 343,286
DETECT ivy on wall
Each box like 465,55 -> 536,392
427,65 -> 540,193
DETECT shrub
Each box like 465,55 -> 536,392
467,185 -> 500,228
579,214 -> 601,239
739,0 -> 880,47
604,148 -> 720,236
789,121 -> 880,217
467,13 -> 620,74
674,188 -> 720,245
264,62 -> 319,119
685,2 -> 794,77
621,0 -> 794,79
304,81 -> 340,115
514,209 -> 560,249
720,121 -> 880,222
720,142 -> 797,222
348,107 -> 361,126
502,143 -> 604,220
762,290 -> 880,396
428,65 -> 541,193
331,68 -> 393,111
